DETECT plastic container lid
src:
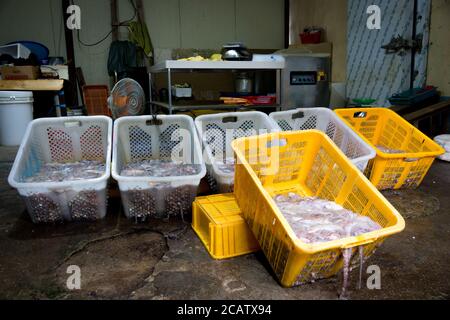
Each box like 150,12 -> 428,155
0,91 -> 34,104
7,41 -> 50,64
0,43 -> 31,59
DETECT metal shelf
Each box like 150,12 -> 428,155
149,59 -> 284,114
149,60 -> 285,72
152,101 -> 280,112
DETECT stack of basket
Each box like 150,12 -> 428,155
7,107 -> 445,288
192,107 -> 444,287
8,114 -> 207,223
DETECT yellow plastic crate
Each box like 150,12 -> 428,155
192,194 -> 260,259
334,108 -> 445,190
231,130 -> 405,287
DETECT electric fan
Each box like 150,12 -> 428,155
108,78 -> 145,119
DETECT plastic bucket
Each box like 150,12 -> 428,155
0,91 -> 33,146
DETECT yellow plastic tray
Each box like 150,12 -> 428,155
192,194 -> 260,259
232,130 -> 405,287
335,108 -> 445,190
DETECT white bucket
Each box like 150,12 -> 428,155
0,91 -> 33,146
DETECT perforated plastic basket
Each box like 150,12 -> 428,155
192,193 -> 260,259
82,85 -> 111,116
231,130 -> 405,287
112,115 -> 206,220
335,108 -> 445,190
269,108 -> 376,172
194,111 -> 279,193
8,116 -> 112,223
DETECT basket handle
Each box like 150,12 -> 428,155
146,118 -> 162,126
222,116 -> 238,123
64,120 -> 82,127
353,111 -> 367,118
266,138 -> 287,148
341,237 -> 376,249
49,187 -> 72,193
291,111 -> 305,120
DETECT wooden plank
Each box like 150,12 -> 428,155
75,67 -> 86,104
135,0 -> 146,23
110,0 -> 119,41
403,100 -> 450,121
0,80 -> 64,91
62,0 -> 78,106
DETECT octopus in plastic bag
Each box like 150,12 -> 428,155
273,192 -> 382,297
120,159 -> 201,177
214,157 -> 236,175
376,145 -> 405,154
273,193 -> 381,244
24,160 -> 105,183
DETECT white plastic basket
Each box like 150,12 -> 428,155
8,116 -> 113,223
112,115 -> 206,220
269,108 -> 376,171
195,111 -> 279,193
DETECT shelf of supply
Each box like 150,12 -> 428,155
152,101 -> 279,112
149,60 -> 285,72
149,59 -> 284,114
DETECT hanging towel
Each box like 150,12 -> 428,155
128,21 -> 153,58
107,40 -> 138,77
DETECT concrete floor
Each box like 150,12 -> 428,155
0,146 -> 449,300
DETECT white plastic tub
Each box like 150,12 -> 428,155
0,91 -> 34,146
8,116 -> 113,223
270,108 -> 376,171
112,115 -> 206,220
434,134 -> 450,162
195,111 -> 279,193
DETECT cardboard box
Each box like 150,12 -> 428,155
40,65 -> 69,80
1,66 -> 40,80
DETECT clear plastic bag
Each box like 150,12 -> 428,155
274,193 -> 382,244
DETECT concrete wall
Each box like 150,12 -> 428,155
290,0 -> 449,97
427,0 -> 450,96
289,0 -> 347,83
0,0 -> 284,87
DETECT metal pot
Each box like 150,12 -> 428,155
235,72 -> 253,94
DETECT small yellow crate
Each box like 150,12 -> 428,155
232,130 -> 405,287
192,194 -> 260,259
334,108 -> 445,190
